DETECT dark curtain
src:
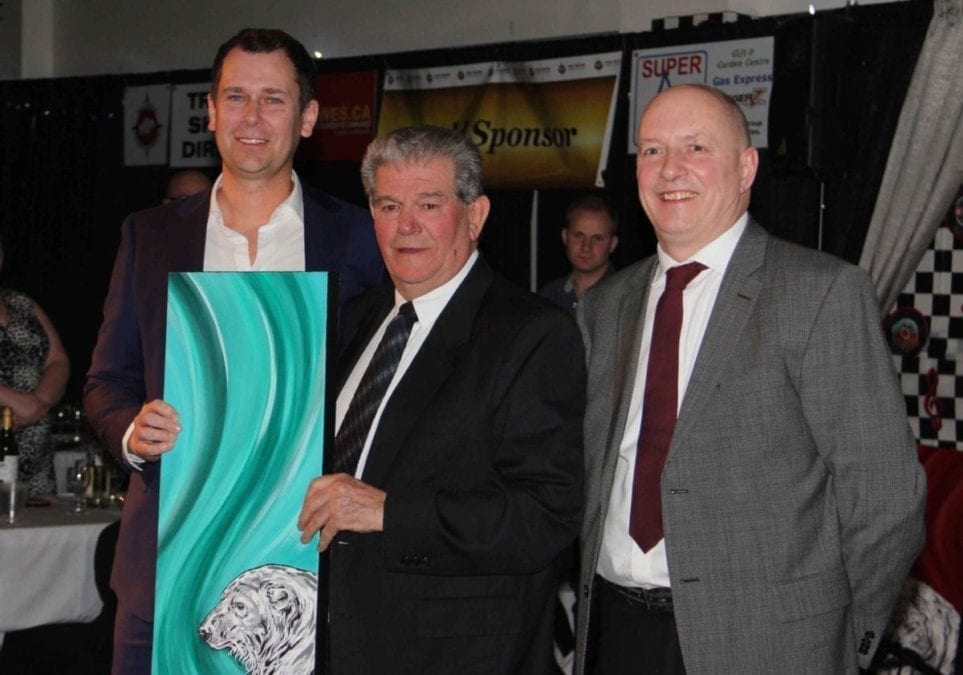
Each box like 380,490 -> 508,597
0,76 -> 127,400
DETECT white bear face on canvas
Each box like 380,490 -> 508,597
199,564 -> 318,675
882,577 -> 960,675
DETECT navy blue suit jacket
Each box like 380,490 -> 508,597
84,182 -> 385,620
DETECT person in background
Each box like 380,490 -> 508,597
539,195 -> 620,672
575,84 -> 925,674
162,169 -> 212,204
0,233 -> 70,495
298,125 -> 585,673
539,195 -> 619,313
84,28 -> 385,673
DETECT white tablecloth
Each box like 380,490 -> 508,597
0,498 -> 120,644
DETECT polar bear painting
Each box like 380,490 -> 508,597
199,564 -> 318,675
880,577 -> 960,675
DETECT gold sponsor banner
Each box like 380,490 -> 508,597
379,53 -> 621,189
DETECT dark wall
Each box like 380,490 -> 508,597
0,0 -> 933,402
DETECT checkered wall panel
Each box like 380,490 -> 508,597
891,221 -> 963,449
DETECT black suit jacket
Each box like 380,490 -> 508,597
327,256 -> 585,674
83,183 -> 386,620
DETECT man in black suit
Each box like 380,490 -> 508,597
84,28 -> 384,673
297,125 -> 585,673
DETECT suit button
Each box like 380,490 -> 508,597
421,556 -> 429,566
583,584 -> 590,598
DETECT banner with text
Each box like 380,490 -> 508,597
629,37 -> 774,152
170,83 -> 219,168
298,70 -> 378,162
123,85 -> 171,166
380,52 -> 622,189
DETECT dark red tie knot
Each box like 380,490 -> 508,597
665,262 -> 707,291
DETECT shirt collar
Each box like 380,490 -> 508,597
655,212 -> 748,278
395,250 -> 479,332
207,171 -> 305,231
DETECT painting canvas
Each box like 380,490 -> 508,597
154,272 -> 329,674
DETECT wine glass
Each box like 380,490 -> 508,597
66,461 -> 89,514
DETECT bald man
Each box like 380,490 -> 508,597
575,84 -> 924,674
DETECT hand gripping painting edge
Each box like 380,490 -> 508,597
155,272 -> 327,675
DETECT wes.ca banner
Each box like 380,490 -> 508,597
379,52 -> 621,189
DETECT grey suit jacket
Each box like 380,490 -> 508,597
575,220 -> 925,674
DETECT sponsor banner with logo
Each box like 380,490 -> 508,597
123,85 -> 171,166
170,83 -> 219,168
380,52 -> 622,189
298,70 -> 378,162
629,37 -> 774,152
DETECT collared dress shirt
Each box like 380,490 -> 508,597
597,214 -> 748,589
203,172 -> 306,271
124,171 -> 308,466
337,251 -> 479,478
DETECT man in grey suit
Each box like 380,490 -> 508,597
574,84 -> 925,674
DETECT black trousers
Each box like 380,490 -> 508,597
589,576 -> 687,675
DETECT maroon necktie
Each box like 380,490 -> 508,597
630,261 -> 706,552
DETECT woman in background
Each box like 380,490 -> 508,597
0,235 -> 70,495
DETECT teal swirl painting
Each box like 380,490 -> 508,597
154,272 -> 328,675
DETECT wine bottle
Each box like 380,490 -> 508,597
0,406 -> 19,484
0,406 -> 19,523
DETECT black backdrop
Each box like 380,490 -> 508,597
0,0 -> 932,401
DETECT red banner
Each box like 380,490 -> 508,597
298,71 -> 378,162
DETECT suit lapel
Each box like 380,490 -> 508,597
166,190 -> 209,272
303,185 -> 332,271
336,289 -> 395,393
164,183 -> 338,272
609,259 -> 657,453
592,259 -> 658,529
671,221 -> 767,453
359,258 -> 493,486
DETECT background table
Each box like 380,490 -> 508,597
0,498 -> 120,643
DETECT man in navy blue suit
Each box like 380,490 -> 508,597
84,28 -> 384,673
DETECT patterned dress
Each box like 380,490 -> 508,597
0,289 -> 55,495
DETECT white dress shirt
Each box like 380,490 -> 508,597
337,251 -> 479,478
203,172 -> 306,271
124,172 -> 307,467
597,214 -> 748,589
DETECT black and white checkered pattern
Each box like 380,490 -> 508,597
893,225 -> 963,449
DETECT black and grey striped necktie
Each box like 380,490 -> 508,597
332,302 -> 418,474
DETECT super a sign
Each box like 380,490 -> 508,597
638,52 -> 706,82
629,37 -> 774,152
